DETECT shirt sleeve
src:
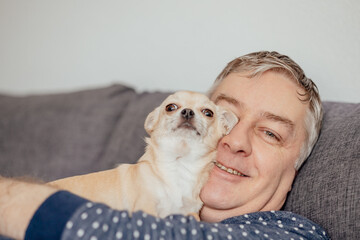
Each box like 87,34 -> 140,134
25,191 -> 87,240
25,191 -> 330,240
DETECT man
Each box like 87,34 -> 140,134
200,51 -> 323,222
0,51 -> 328,240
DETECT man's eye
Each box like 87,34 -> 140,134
165,103 -> 178,112
202,109 -> 214,117
264,130 -> 280,141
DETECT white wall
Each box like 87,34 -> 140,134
0,0 -> 359,102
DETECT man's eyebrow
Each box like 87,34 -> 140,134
214,94 -> 241,106
261,112 -> 295,131
214,93 -> 295,131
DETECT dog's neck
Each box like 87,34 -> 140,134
145,134 -> 215,188
145,134 -> 214,164
141,134 -> 215,216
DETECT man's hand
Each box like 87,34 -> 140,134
0,176 -> 58,240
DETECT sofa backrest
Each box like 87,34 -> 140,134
0,84 -> 170,180
283,101 -> 360,240
0,84 -> 359,239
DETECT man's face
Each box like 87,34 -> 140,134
200,71 -> 309,222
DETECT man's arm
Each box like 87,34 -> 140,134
27,192 -> 330,240
0,177 -> 58,239
59,205 -> 329,240
0,177 -> 330,240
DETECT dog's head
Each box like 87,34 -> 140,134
144,91 -> 238,142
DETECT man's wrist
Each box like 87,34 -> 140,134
0,177 -> 58,239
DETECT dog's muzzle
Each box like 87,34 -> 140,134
181,108 -> 194,120
173,108 -> 199,135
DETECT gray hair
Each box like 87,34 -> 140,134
208,51 -> 323,170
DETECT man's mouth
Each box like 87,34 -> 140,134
214,161 -> 248,177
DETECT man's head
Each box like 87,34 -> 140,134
208,51 -> 323,170
200,51 -> 323,222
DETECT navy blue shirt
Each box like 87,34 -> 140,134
25,191 -> 329,240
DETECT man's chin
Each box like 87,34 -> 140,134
200,186 -> 241,212
200,176 -> 239,206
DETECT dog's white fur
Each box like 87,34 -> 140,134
50,91 -> 238,217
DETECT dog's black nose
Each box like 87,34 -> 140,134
181,108 -> 195,120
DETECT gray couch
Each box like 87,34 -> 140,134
0,84 -> 359,239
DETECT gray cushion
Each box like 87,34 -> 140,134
0,85 -> 136,180
91,91 -> 171,171
283,101 -> 360,240
0,85 -> 170,181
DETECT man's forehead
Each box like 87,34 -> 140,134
212,72 -> 308,115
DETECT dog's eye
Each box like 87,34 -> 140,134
202,109 -> 214,118
165,103 -> 178,112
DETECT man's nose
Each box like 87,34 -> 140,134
181,108 -> 195,120
220,122 -> 252,156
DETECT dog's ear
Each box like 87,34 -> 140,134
144,106 -> 161,135
217,106 -> 238,135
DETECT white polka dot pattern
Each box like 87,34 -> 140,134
60,202 -> 330,240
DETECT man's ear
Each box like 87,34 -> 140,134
218,106 -> 238,135
144,106 -> 161,135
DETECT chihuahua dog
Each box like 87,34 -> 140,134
50,91 -> 238,218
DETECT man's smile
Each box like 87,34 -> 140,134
214,161 -> 249,177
